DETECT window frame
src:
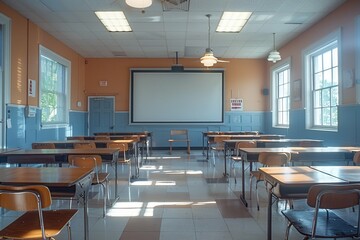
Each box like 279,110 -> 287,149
271,58 -> 291,128
303,29 -> 342,131
39,45 -> 71,129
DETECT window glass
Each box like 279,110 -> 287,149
39,46 -> 70,127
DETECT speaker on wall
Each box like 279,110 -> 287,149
262,88 -> 269,96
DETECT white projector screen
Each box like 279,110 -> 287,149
130,69 -> 224,124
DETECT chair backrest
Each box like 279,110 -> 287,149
107,142 -> 128,159
68,155 -> 103,183
170,130 -> 189,140
298,140 -> 323,147
353,151 -> 360,165
258,152 -> 291,166
307,184 -> 360,209
32,143 -> 56,149
73,142 -> 96,149
235,141 -> 256,155
68,155 -> 102,169
107,142 -> 128,151
0,185 -> 52,210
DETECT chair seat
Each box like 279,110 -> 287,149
0,209 -> 78,239
92,172 -> 109,185
282,209 -> 359,238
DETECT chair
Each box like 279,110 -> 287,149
353,151 -> 360,165
230,141 -> 256,183
73,142 -> 96,149
94,135 -> 110,140
282,184 -> 360,240
0,185 -> 78,240
32,143 -> 56,149
168,130 -> 190,155
106,142 -> 131,183
250,152 -> 291,210
68,155 -> 109,217
209,136 -> 230,166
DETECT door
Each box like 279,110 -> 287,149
88,97 -> 115,135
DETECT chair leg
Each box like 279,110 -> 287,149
187,142 -> 190,154
212,150 -> 216,166
169,143 -> 172,155
249,175 -> 253,200
285,222 -> 293,240
255,180 -> 260,211
67,222 -> 72,240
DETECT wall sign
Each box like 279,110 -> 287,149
230,98 -> 243,111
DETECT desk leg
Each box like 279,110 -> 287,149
239,152 -> 248,207
267,190 -> 273,240
223,143 -> 228,177
83,191 -> 89,240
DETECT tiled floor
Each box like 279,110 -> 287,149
0,150 -> 356,239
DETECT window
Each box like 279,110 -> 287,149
272,61 -> 290,127
304,30 -> 340,130
39,46 -> 70,128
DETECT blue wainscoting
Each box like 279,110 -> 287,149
6,105 -> 87,149
265,105 -> 360,146
5,106 -> 264,149
7,104 -> 360,149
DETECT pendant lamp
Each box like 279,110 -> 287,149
267,33 -> 281,63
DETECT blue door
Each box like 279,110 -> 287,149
88,97 -> 114,135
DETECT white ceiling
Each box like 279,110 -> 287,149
2,0 -> 346,59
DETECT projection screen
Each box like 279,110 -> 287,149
130,69 -> 224,124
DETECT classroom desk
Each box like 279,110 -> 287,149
202,131 -> 260,155
0,148 -> 121,203
67,135 -> 149,161
206,134 -> 285,159
94,131 -> 153,155
237,147 -> 359,207
33,139 -> 141,180
260,166 -> 360,240
0,167 -> 93,240
0,148 -> 20,154
222,139 -> 324,177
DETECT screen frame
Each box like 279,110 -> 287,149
129,68 -> 225,125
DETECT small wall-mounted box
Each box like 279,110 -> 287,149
25,106 -> 37,118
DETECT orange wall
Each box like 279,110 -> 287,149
0,2 -> 85,110
271,0 -> 359,109
85,58 -> 267,112
3,0 -> 358,113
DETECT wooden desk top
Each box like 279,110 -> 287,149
259,166 -> 347,186
238,147 -> 299,154
0,167 -> 93,187
4,148 -> 119,155
38,139 -> 134,144
0,148 -> 20,154
239,147 -> 355,154
224,139 -> 323,143
310,166 -> 360,182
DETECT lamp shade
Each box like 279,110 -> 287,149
200,49 -> 218,67
267,50 -> 281,63
125,0 -> 152,8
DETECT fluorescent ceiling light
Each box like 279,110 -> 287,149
95,11 -> 132,32
216,11 -> 252,32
